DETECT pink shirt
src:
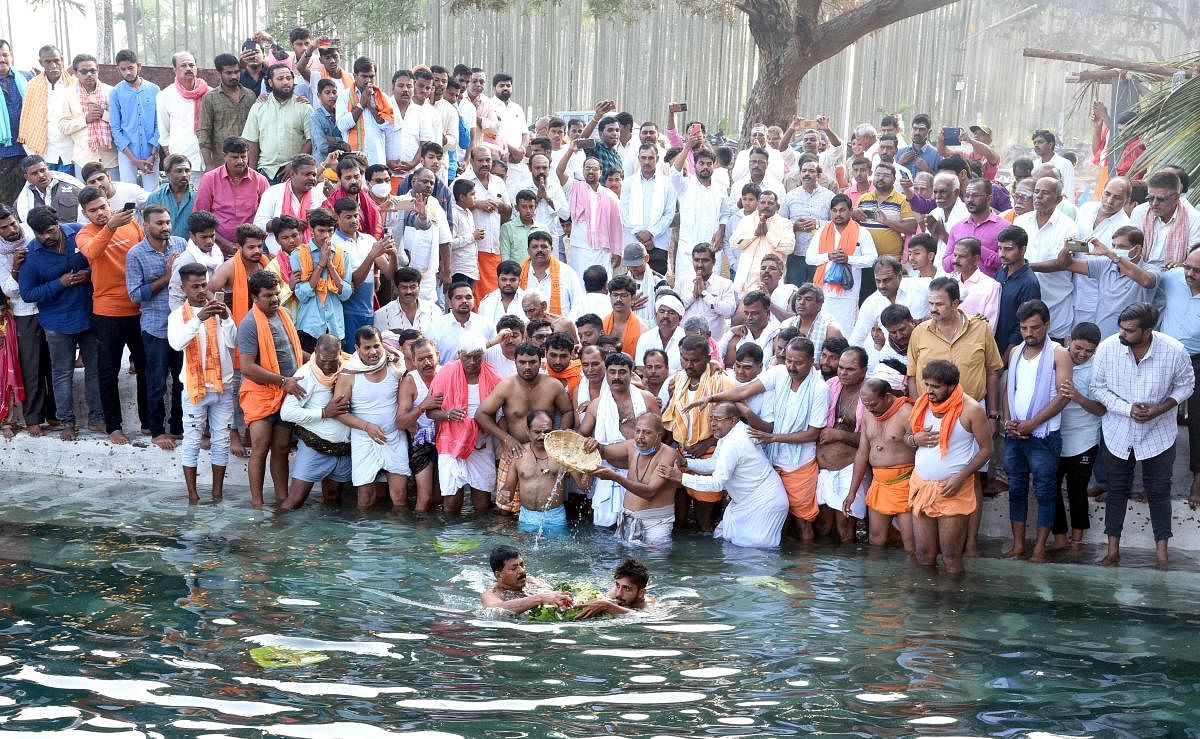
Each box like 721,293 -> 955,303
195,165 -> 270,243
954,269 -> 1001,330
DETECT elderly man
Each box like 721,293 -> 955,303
1068,177 -> 1132,326
850,255 -> 924,363
907,359 -> 993,575
635,292 -> 685,372
732,189 -> 794,295
279,334 -> 352,510
720,291 -> 781,368
785,283 -> 844,358
847,377 -> 915,551
521,288 -> 578,343
1129,169 -> 1200,270
497,410 -> 587,535
1015,176 -> 1080,342
1091,303 -> 1195,570
918,171 -> 967,254
585,412 -> 679,545
429,332 -> 504,515
157,52 -> 208,179
659,401 -> 789,548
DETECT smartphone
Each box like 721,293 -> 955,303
577,138 -> 596,152
121,202 -> 135,212
242,38 -> 258,52
688,123 -> 702,137
1066,238 -> 1089,253
677,102 -> 688,112
942,127 -> 961,147
269,44 -> 288,61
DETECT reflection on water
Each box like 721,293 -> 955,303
1,473 -> 1199,737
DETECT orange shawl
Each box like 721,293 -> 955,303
603,310 -> 642,359
910,384 -> 965,457
520,258 -> 562,315
296,243 -> 346,303
813,220 -> 860,293
547,359 -> 582,397
238,306 -> 303,425
875,394 -> 910,423
181,302 -> 223,403
232,254 -> 270,326
661,365 -> 733,447
346,85 -> 394,151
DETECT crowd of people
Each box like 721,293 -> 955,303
1,30 -> 1199,573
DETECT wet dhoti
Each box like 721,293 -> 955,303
615,504 -> 674,546
909,470 -> 977,518
867,463 -> 913,516
777,459 -> 819,521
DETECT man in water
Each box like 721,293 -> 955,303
576,559 -> 652,618
481,545 -> 570,615
585,411 -> 679,545
846,377 -> 915,551
497,410 -> 589,534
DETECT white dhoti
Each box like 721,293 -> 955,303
350,427 -> 411,486
591,463 -> 626,528
591,389 -> 645,527
823,294 -> 858,337
438,439 -> 497,495
569,243 -> 611,277
615,504 -> 674,546
817,463 -> 867,519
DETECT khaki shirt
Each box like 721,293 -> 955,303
906,310 -> 1002,401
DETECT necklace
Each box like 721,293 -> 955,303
633,449 -> 656,482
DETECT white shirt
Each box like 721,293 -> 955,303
434,98 -> 460,152
526,260 -> 583,318
534,179 -> 571,240
1091,331 -> 1194,460
1016,209 -> 1081,338
253,182 -> 316,255
105,181 -> 149,216
485,344 -> 516,378
373,298 -> 440,334
335,86 -> 388,166
386,100 -> 435,164
1071,201 -> 1130,324
731,174 -> 786,200
0,224 -> 38,316
718,319 -> 782,362
681,274 -> 738,338
670,169 -> 727,286
280,362 -> 351,443
459,170 -> 509,255
572,291 -> 613,321
426,311 -> 497,364
1041,153 -> 1076,200
477,287 -> 527,325
166,305 -> 237,388
43,78 -> 74,165
731,147 -> 788,185
1129,200 -> 1200,267
402,199 -> 451,303
757,365 -> 829,471
635,326 -> 684,371
156,82 -> 204,171
849,284 -> 927,351
492,98 -> 528,151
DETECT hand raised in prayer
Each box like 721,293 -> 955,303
829,248 -> 848,264
657,464 -> 683,482
754,219 -> 768,237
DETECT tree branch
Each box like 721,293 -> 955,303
813,0 -> 958,63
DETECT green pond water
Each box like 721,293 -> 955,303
0,473 -> 1199,738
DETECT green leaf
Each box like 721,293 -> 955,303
249,646 -> 330,669
432,538 -> 483,555
736,575 -> 799,594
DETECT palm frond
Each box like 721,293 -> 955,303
1118,63 -> 1200,205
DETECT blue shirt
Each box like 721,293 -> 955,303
897,143 -> 940,173
0,69 -> 29,158
289,241 -> 353,338
17,223 -> 92,334
332,230 -> 376,319
109,79 -> 160,160
308,106 -> 342,162
995,261 -> 1042,354
144,183 -> 196,239
1158,269 -> 1200,355
125,236 -> 187,338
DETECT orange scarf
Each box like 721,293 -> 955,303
320,66 -> 354,89
181,302 -> 223,403
296,243 -> 346,303
875,394 -> 910,423
547,359 -> 582,397
345,85 -> 394,151
307,350 -> 346,388
232,254 -> 270,326
603,310 -> 642,359
238,306 -> 303,425
813,220 -> 860,292
910,384 -> 965,457
662,365 -> 732,446
520,257 -> 562,315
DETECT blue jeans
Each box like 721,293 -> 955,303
142,331 -> 183,436
1102,442 -> 1175,541
44,328 -> 102,428
1006,431 -> 1062,529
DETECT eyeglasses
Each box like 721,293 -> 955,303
1182,265 -> 1200,273
1147,193 -> 1179,204
709,415 -> 733,423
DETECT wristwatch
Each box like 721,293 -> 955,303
987,412 -> 1001,420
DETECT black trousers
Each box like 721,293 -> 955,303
93,314 -> 148,433
1053,445 -> 1096,534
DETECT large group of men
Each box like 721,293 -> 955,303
1,30 -> 1199,573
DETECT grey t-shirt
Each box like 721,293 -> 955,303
237,310 -> 298,378
1085,255 -> 1160,338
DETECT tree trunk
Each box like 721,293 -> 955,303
95,0 -> 115,60
741,48 -> 813,140
122,0 -> 137,53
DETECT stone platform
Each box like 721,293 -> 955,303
3,364 -> 1200,551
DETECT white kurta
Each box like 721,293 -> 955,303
682,422 -> 789,549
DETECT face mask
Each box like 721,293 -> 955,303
370,182 -> 391,198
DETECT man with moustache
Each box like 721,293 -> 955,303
586,413 -> 679,545
671,134 -> 726,287
279,334 -> 352,510
481,546 -> 570,614
846,377 -> 916,551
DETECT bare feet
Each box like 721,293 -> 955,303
140,427 -> 151,436
108,430 -> 130,445
1029,546 -> 1047,563
1,425 -> 14,440
1155,557 -> 1169,571
1097,553 -> 1120,566
27,423 -> 42,437
151,434 -> 176,450
1000,547 -> 1025,559
86,422 -> 106,434
1087,485 -> 1105,498
60,426 -> 76,442
1189,494 -> 1200,510
1094,491 -> 1107,503
1069,537 -> 1084,548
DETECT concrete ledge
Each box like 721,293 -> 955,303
3,365 -> 1198,550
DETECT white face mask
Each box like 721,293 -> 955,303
370,182 -> 391,198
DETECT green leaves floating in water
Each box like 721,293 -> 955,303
736,576 -> 799,595
249,646 -> 330,669
432,538 -> 482,555
528,581 -> 608,622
